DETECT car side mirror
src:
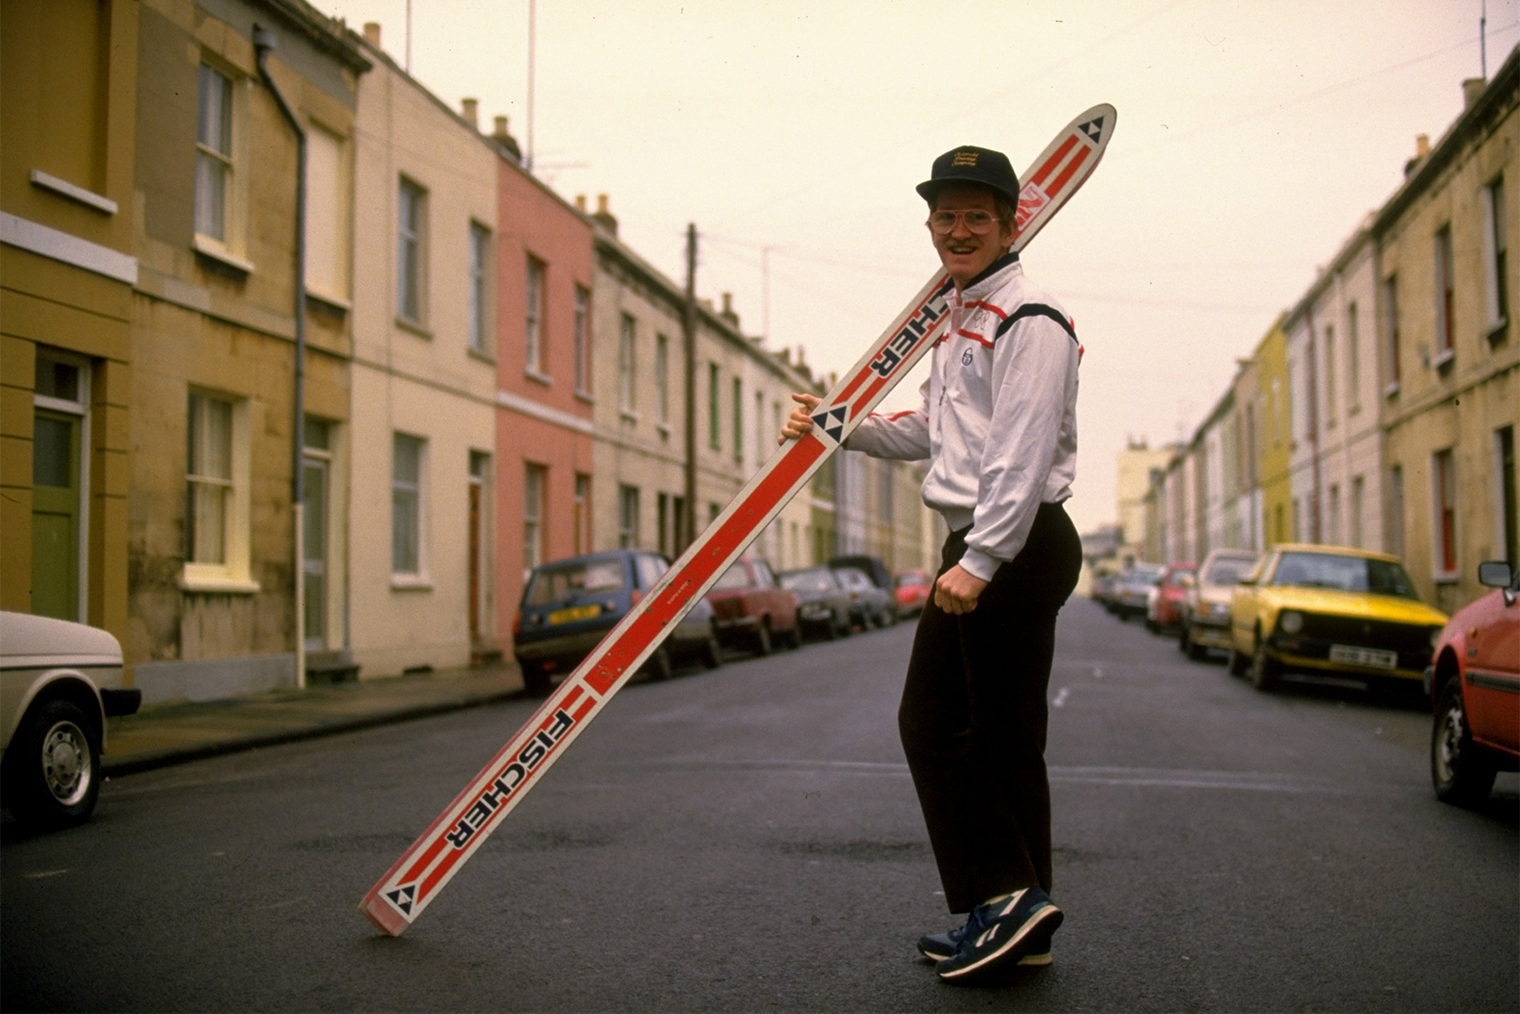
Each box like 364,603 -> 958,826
1236,576 -> 1256,586
1477,560 -> 1513,588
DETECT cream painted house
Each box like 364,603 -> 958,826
347,26 -> 499,677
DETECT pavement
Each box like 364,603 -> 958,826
102,661 -> 527,776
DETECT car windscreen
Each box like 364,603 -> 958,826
780,569 -> 834,593
1268,552 -> 1420,600
526,558 -> 626,606
834,569 -> 871,591
1204,557 -> 1255,585
896,572 -> 928,586
711,563 -> 753,591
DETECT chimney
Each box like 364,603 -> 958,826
575,194 -> 587,212
461,98 -> 478,130
796,345 -> 807,367
1462,77 -> 1486,109
592,193 -> 618,236
491,115 -> 522,164
721,292 -> 739,327
1404,133 -> 1431,178
363,21 -> 381,47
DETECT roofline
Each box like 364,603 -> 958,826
264,0 -> 371,73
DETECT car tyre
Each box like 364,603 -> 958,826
785,623 -> 803,650
643,646 -> 673,681
1188,638 -> 1209,662
521,664 -> 553,697
1177,622 -> 1192,653
1431,680 -> 1497,806
1227,640 -> 1250,677
1250,631 -> 1280,691
701,634 -> 723,670
5,697 -> 101,828
835,613 -> 852,638
752,621 -> 773,657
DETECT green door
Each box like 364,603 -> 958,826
303,457 -> 327,649
31,408 -> 80,620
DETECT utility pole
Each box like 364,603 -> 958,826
683,224 -> 698,548
761,245 -> 771,341
526,0 -> 536,171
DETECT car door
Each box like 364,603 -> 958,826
1232,553 -> 1271,651
1464,588 -> 1520,751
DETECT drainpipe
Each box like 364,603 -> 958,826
1305,307 -> 1322,545
255,26 -> 308,690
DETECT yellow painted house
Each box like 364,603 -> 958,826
1253,314 -> 1295,548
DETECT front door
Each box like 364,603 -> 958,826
303,457 -> 327,650
31,408 -> 80,620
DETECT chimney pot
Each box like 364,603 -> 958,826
491,116 -> 522,164
597,193 -> 609,214
1462,77 -> 1485,109
493,115 -> 509,136
575,194 -> 587,212
591,194 -> 618,236
722,292 -> 733,313
461,98 -> 479,129
363,21 -> 381,47
1416,133 -> 1430,158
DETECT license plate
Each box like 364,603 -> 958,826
548,604 -> 601,625
1329,644 -> 1398,669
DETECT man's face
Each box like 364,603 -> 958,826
929,183 -> 1016,290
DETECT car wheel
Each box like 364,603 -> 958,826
1187,638 -> 1209,662
1250,630 -> 1280,691
5,698 -> 101,828
836,613 -> 852,638
1177,622 -> 1191,653
785,623 -> 803,650
752,621 -> 772,657
643,646 -> 673,681
822,616 -> 838,640
522,665 -> 553,697
1431,680 -> 1497,806
701,634 -> 723,670
1227,640 -> 1250,676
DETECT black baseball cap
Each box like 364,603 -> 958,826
915,145 -> 1020,207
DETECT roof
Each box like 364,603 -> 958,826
1268,542 -> 1403,564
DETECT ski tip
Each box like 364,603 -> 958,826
360,892 -> 411,937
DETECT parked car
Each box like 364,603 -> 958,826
514,550 -> 720,695
778,566 -> 853,640
894,569 -> 933,617
1226,544 -> 1448,694
1145,563 -> 1196,634
2,611 -> 141,827
1090,571 -> 1118,608
833,566 -> 897,629
1111,563 -> 1166,620
828,554 -> 893,598
707,556 -> 802,656
1427,560 -> 1519,806
1179,549 -> 1259,660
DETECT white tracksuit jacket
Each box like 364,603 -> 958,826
846,252 -> 1079,584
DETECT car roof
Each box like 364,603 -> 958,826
1269,543 -> 1403,564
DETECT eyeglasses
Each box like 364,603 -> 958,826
925,209 -> 1005,236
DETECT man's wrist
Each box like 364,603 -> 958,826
959,548 -> 1001,583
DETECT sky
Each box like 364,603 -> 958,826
322,0 -> 1519,536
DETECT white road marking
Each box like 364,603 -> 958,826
1052,687 -> 1071,708
25,869 -> 69,879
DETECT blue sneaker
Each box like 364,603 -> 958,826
935,888 -> 1063,981
918,921 -> 1052,965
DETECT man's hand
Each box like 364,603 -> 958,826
934,564 -> 988,615
778,392 -> 822,443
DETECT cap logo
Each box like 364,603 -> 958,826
951,151 -> 979,166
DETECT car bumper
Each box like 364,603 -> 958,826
1265,639 -> 1429,681
100,687 -> 141,718
514,628 -> 612,670
1189,620 -> 1233,649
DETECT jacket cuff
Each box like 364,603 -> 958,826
959,547 -> 1002,583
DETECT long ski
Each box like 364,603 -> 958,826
361,103 -> 1116,936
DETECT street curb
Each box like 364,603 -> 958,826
102,686 -> 528,777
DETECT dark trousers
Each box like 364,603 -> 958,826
898,502 -> 1082,914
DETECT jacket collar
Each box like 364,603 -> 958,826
952,251 -> 1021,304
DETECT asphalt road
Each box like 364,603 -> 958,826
3,600 -> 1516,1012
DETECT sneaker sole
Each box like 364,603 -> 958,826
919,944 -> 1051,966
937,905 -> 1064,981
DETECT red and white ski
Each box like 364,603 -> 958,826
360,103 -> 1116,936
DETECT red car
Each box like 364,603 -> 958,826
895,569 -> 932,617
1146,563 -> 1196,634
706,556 -> 802,656
1427,560 -> 1520,806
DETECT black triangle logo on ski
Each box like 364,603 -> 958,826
811,406 -> 848,445
387,885 -> 416,915
1079,117 -> 1103,143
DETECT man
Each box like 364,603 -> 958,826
780,145 -> 1082,982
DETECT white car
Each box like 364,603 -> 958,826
1,612 -> 140,827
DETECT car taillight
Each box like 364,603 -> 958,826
630,588 -> 643,607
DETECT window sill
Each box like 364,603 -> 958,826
178,573 -> 261,595
1432,571 -> 1460,584
1383,380 -> 1400,399
619,409 -> 640,425
1485,317 -> 1509,345
574,389 -> 594,404
192,235 -> 254,275
525,368 -> 553,387
391,575 -> 434,591
30,169 -> 117,215
1432,348 -> 1455,372
395,316 -> 432,340
467,346 -> 496,365
656,422 -> 672,439
307,289 -> 351,314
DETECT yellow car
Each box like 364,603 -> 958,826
1227,544 -> 1448,693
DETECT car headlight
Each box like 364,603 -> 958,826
1279,611 -> 1304,634
1209,602 -> 1230,618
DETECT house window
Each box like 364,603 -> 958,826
618,313 -> 636,414
1328,483 -> 1341,546
574,286 -> 591,395
1383,275 -> 1400,388
1497,426 -> 1517,571
657,492 -> 670,556
305,125 -> 345,299
754,391 -> 766,468
618,484 -> 640,549
708,363 -> 720,450
1483,176 -> 1509,333
574,472 -> 591,555
1433,448 -> 1457,577
524,463 -> 545,571
655,333 -> 670,425
525,256 -> 545,374
1388,464 -> 1405,559
1434,227 -> 1454,356
1346,302 -> 1360,412
187,393 -> 233,565
392,433 -> 425,575
1322,325 -> 1336,426
469,222 -> 491,354
397,179 -> 425,323
732,376 -> 743,462
1271,377 -> 1282,446
1351,475 -> 1365,548
195,64 -> 234,243
879,462 -> 894,524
